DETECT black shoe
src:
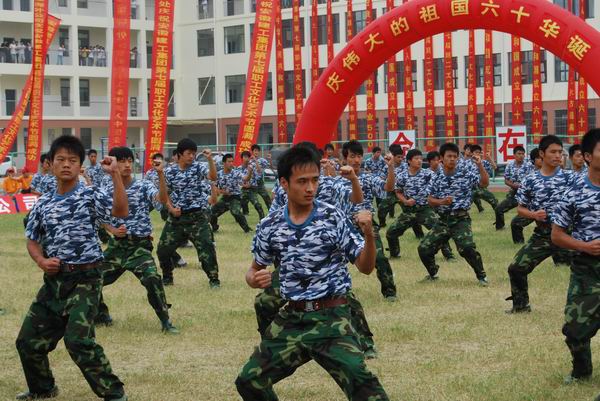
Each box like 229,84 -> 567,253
16,386 -> 59,400
163,277 -> 174,286
94,315 -> 113,327
505,305 -> 532,314
209,280 -> 221,289
211,225 -> 219,232
495,223 -> 505,230
161,321 -> 180,335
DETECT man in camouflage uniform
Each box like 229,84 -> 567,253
156,138 -> 220,288
386,149 -> 454,260
510,148 -> 541,244
506,135 -> 575,313
250,144 -> 272,209
240,150 -> 265,219
494,145 -> 530,231
470,144 -> 498,213
85,149 -> 110,243
418,142 -> 490,286
16,135 -> 127,401
568,144 -> 589,177
551,129 -> 600,384
236,146 -> 389,401
210,153 -> 252,233
364,147 -> 389,223
95,147 -> 178,334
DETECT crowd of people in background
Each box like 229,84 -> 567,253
79,45 -> 108,67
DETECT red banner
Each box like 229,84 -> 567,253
566,0 -> 577,142
467,30 -> 476,138
310,0 -> 319,88
14,194 -> 40,213
577,0 -> 588,139
326,0 -> 334,63
275,0 -> 287,144
144,0 -> 174,171
443,32 -> 455,138
25,0 -> 49,173
234,0 -> 276,162
346,0 -> 357,140
0,196 -> 18,215
424,36 -> 435,150
386,0 -> 398,132
511,36 -> 524,125
483,30 -> 494,154
402,0 -> 414,131
108,0 -> 131,149
292,0 -> 303,123
0,15 -> 59,163
365,0 -> 376,149
532,44 -> 543,143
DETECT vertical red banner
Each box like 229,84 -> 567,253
346,0 -> 358,140
443,32 -> 455,138
292,0 -> 304,123
483,30 -> 494,154
577,0 -> 588,139
467,30 -> 476,138
365,0 -> 376,149
424,36 -> 435,150
326,0 -> 333,63
566,0 -> 577,142
386,0 -> 398,132
511,36 -> 524,125
144,0 -> 174,171
532,44 -> 543,143
0,15 -> 59,163
275,1 -> 287,144
310,0 -> 319,89
402,0 -> 413,131
233,0 -> 276,162
108,0 -> 131,149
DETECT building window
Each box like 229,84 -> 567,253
79,79 -> 89,107
508,50 -> 547,85
554,56 -> 569,83
553,0 -> 594,18
80,128 -> 92,149
282,18 -> 305,48
20,0 -> 30,12
384,60 -> 417,93
77,0 -> 87,8
429,58 -> 458,90
354,118 -> 380,142
284,70 -> 306,100
58,0 -> 67,6
257,123 -> 273,145
555,109 -> 567,137
589,108 -> 597,129
312,14 -> 340,45
225,75 -> 245,103
59,27 -> 70,57
508,110 -> 549,137
286,122 -> 295,143
346,10 -> 378,39
226,124 -> 239,145
281,0 -> 304,8
198,77 -> 215,105
357,70 -> 379,95
43,79 -> 51,96
224,25 -> 244,54
464,54 -> 502,88
60,78 -> 70,106
197,29 -> 214,57
62,128 -> 71,136
224,0 -> 243,16
198,0 -> 213,19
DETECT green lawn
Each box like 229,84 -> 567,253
0,196 -> 597,401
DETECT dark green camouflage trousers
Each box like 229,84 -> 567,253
418,211 -> 486,280
241,187 -> 265,219
507,225 -> 573,308
495,191 -> 518,229
97,237 -> 170,325
365,224 -> 396,298
16,268 -> 125,399
157,211 -> 220,286
236,303 -> 389,401
255,181 -> 272,209
376,192 -> 397,227
386,205 -> 454,259
210,194 -> 251,232
511,215 -> 533,244
562,253 -> 600,378
473,187 -> 498,212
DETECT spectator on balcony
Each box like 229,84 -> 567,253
79,46 -> 89,66
57,44 -> 65,65
25,42 -> 32,64
89,46 -> 97,66
130,47 -> 137,68
98,46 -> 106,66
16,41 -> 25,63
0,42 -> 8,63
10,41 -> 17,63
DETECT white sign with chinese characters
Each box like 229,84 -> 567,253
495,125 -> 528,165
388,130 -> 416,154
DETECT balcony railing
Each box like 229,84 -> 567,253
79,100 -> 109,116
2,100 -> 73,117
2,99 -> 142,118
0,48 -> 74,66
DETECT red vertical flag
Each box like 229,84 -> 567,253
567,0 -> 577,142
467,30 -> 476,138
274,0 -> 287,144
483,30 -> 494,154
326,0 -> 334,63
292,0 -> 304,123
346,0 -> 358,140
511,36 -> 524,125
25,0 -> 49,173
424,36 -> 435,150
144,0 -> 175,171
365,0 -> 376,150
310,0 -> 319,88
108,0 -> 132,149
386,0 -> 398,132
443,32 -> 455,138
531,44 -> 543,143
577,0 -> 589,139
402,0 -> 414,130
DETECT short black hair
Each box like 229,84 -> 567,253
581,129 -> 600,161
389,144 -> 404,157
176,138 -> 197,155
87,149 -> 97,156
439,142 -> 460,157
251,144 -> 261,151
297,141 -> 320,154
223,153 -> 234,163
40,153 -> 49,163
372,146 -> 382,153
241,151 -> 252,159
171,149 -> 178,157
278,145 -> 320,182
568,144 -> 582,158
530,148 -> 541,163
539,135 -> 562,152
426,151 -> 440,162
470,144 -> 482,153
463,143 -> 472,151
49,135 -> 86,164
151,153 -> 164,160
324,143 -> 334,151
108,146 -> 134,161
342,140 -> 363,158
514,145 -> 526,154
406,149 -> 422,161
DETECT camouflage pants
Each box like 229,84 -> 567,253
157,211 -> 220,285
472,187 -> 498,212
386,205 -> 454,259
365,224 -> 396,298
255,182 -> 272,209
507,226 -> 572,308
376,192 -> 397,226
418,212 -> 486,280
97,237 -> 170,324
236,304 -> 389,401
16,269 -> 125,399
98,226 -> 110,244
495,191 -> 518,229
562,253 -> 600,378
241,187 -> 265,219
254,267 -> 375,352
160,209 -> 185,265
511,215 -> 534,244
210,195 -> 251,232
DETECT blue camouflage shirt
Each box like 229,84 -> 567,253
516,168 -> 575,224
85,164 -> 106,187
429,167 -> 480,212
364,156 -> 387,177
144,169 -> 159,188
504,160 -> 532,185
36,174 -> 57,194
30,173 -> 46,193
395,168 -> 434,206
572,165 -> 589,178
217,167 -> 244,196
26,182 -> 113,264
340,172 -> 387,214
270,175 -> 352,215
553,175 -> 600,243
252,201 -> 364,301
164,162 -> 210,210
248,158 -> 269,186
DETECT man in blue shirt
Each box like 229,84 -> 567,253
568,144 -> 589,177
240,150 -> 266,219
250,144 -> 272,209
494,145 -> 530,231
418,142 -> 490,285
235,145 -> 389,401
510,148 -> 542,244
470,144 -> 498,213
16,135 -> 128,401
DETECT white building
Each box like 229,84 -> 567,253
0,0 -> 599,166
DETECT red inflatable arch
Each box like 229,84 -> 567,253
294,0 -> 600,147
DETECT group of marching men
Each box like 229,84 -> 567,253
9,130 -> 600,401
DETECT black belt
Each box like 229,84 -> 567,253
180,207 -> 204,215
59,261 -> 101,273
441,209 -> 469,217
114,235 -> 152,241
287,296 -> 348,312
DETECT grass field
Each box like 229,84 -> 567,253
0,194 -> 598,401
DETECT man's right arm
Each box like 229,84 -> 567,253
245,260 -> 272,288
